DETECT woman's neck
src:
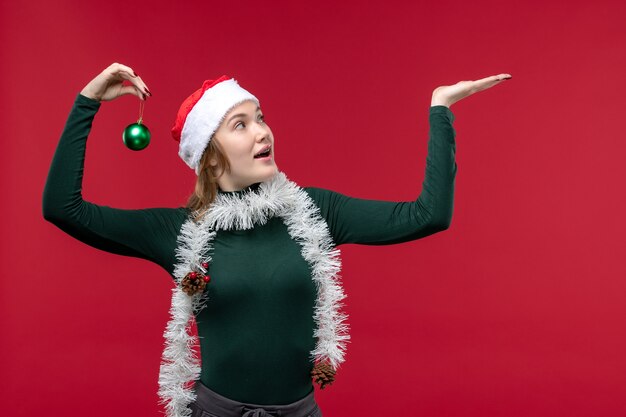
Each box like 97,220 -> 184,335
217,182 -> 261,194
216,171 -> 279,194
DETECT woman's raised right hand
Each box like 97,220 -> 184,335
80,62 -> 151,102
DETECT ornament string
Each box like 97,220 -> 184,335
138,99 -> 145,124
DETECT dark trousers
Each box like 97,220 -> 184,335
189,381 -> 323,417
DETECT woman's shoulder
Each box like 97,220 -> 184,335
302,185 -> 333,199
301,185 -> 345,214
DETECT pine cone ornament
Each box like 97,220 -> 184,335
181,271 -> 210,296
311,361 -> 336,389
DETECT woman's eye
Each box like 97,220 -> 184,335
235,115 -> 264,130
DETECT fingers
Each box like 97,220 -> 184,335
486,73 -> 512,81
490,73 -> 512,82
107,62 -> 152,99
118,85 -> 146,100
136,76 -> 152,98
112,62 -> 138,78
469,73 -> 512,93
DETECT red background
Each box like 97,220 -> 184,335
2,1 -> 626,416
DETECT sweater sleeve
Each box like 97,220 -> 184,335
305,105 -> 457,246
42,93 -> 186,274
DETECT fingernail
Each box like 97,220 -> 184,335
133,71 -> 139,77
145,88 -> 152,96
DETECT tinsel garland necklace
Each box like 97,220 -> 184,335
158,171 -> 350,417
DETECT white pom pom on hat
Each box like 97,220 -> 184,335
171,75 -> 259,175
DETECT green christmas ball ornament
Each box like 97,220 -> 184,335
123,122 -> 151,151
123,99 -> 151,151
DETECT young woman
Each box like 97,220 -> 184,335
43,63 -> 511,417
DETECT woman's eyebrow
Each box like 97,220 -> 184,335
226,106 -> 262,124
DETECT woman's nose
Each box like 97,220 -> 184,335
254,122 -> 270,141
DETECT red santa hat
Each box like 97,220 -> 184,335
171,75 -> 259,174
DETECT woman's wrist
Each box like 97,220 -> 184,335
77,92 -> 102,107
79,87 -> 99,101
431,94 -> 450,108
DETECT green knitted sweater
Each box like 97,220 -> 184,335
43,93 -> 457,405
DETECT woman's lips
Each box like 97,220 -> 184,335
254,145 -> 272,158
254,146 -> 272,160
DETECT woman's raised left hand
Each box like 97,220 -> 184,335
431,73 -> 512,108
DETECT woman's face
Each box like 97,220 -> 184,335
209,100 -> 277,191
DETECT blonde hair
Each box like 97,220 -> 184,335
185,137 -> 230,222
